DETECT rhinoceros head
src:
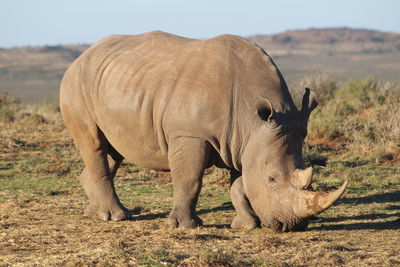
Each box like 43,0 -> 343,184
241,88 -> 347,232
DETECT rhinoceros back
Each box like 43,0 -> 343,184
61,31 -> 288,170
62,31 -> 249,169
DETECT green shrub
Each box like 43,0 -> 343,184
334,77 -> 378,113
307,77 -> 400,157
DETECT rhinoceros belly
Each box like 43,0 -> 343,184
80,32 -> 228,170
94,98 -> 170,170
92,74 -> 171,170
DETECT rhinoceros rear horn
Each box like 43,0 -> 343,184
295,181 -> 348,218
301,88 -> 318,119
256,97 -> 275,122
292,167 -> 313,189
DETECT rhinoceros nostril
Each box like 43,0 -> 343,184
281,222 -> 289,232
263,219 -> 286,232
261,218 -> 295,232
268,219 -> 308,232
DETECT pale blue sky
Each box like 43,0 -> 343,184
2,0 -> 400,47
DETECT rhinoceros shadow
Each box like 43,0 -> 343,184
308,190 -> 400,231
198,202 -> 234,228
129,202 -> 234,228
128,191 -> 400,231
128,206 -> 169,221
131,211 -> 169,221
197,201 -> 234,215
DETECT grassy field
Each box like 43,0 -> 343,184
0,77 -> 399,266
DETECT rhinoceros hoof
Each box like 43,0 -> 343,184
84,203 -> 98,216
98,209 -> 129,221
84,204 -> 129,221
100,212 -> 126,221
166,214 -> 203,229
231,215 -> 258,229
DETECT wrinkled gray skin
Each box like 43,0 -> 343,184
60,31 -> 347,231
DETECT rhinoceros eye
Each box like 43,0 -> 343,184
268,176 -> 276,183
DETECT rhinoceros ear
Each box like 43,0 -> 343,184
301,88 -> 318,118
256,97 -> 275,122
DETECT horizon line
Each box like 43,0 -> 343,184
2,26 -> 399,49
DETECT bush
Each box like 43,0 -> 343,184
307,77 -> 400,157
0,92 -> 49,125
0,92 -> 20,123
291,72 -> 337,107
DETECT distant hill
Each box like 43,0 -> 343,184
250,27 -> 400,46
1,28 -> 399,103
248,28 -> 400,85
0,44 -> 89,102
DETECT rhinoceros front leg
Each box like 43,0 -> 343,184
166,137 -> 210,229
230,174 -> 260,229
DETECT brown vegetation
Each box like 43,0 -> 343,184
1,74 -> 399,265
1,28 -> 399,266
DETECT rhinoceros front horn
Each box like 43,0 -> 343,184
295,181 -> 348,218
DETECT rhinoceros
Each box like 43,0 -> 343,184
60,31 -> 347,231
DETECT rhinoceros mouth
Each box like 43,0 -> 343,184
261,217 -> 309,232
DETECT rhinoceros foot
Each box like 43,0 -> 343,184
231,214 -> 259,229
166,211 -> 203,229
83,202 -> 129,221
83,203 -> 98,216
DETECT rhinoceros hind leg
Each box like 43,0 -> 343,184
79,150 -> 127,221
79,134 -> 128,221
79,168 -> 98,217
64,106 -> 128,221
230,176 -> 260,229
166,137 -> 210,229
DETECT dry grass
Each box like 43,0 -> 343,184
1,90 -> 400,266
2,196 -> 399,266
